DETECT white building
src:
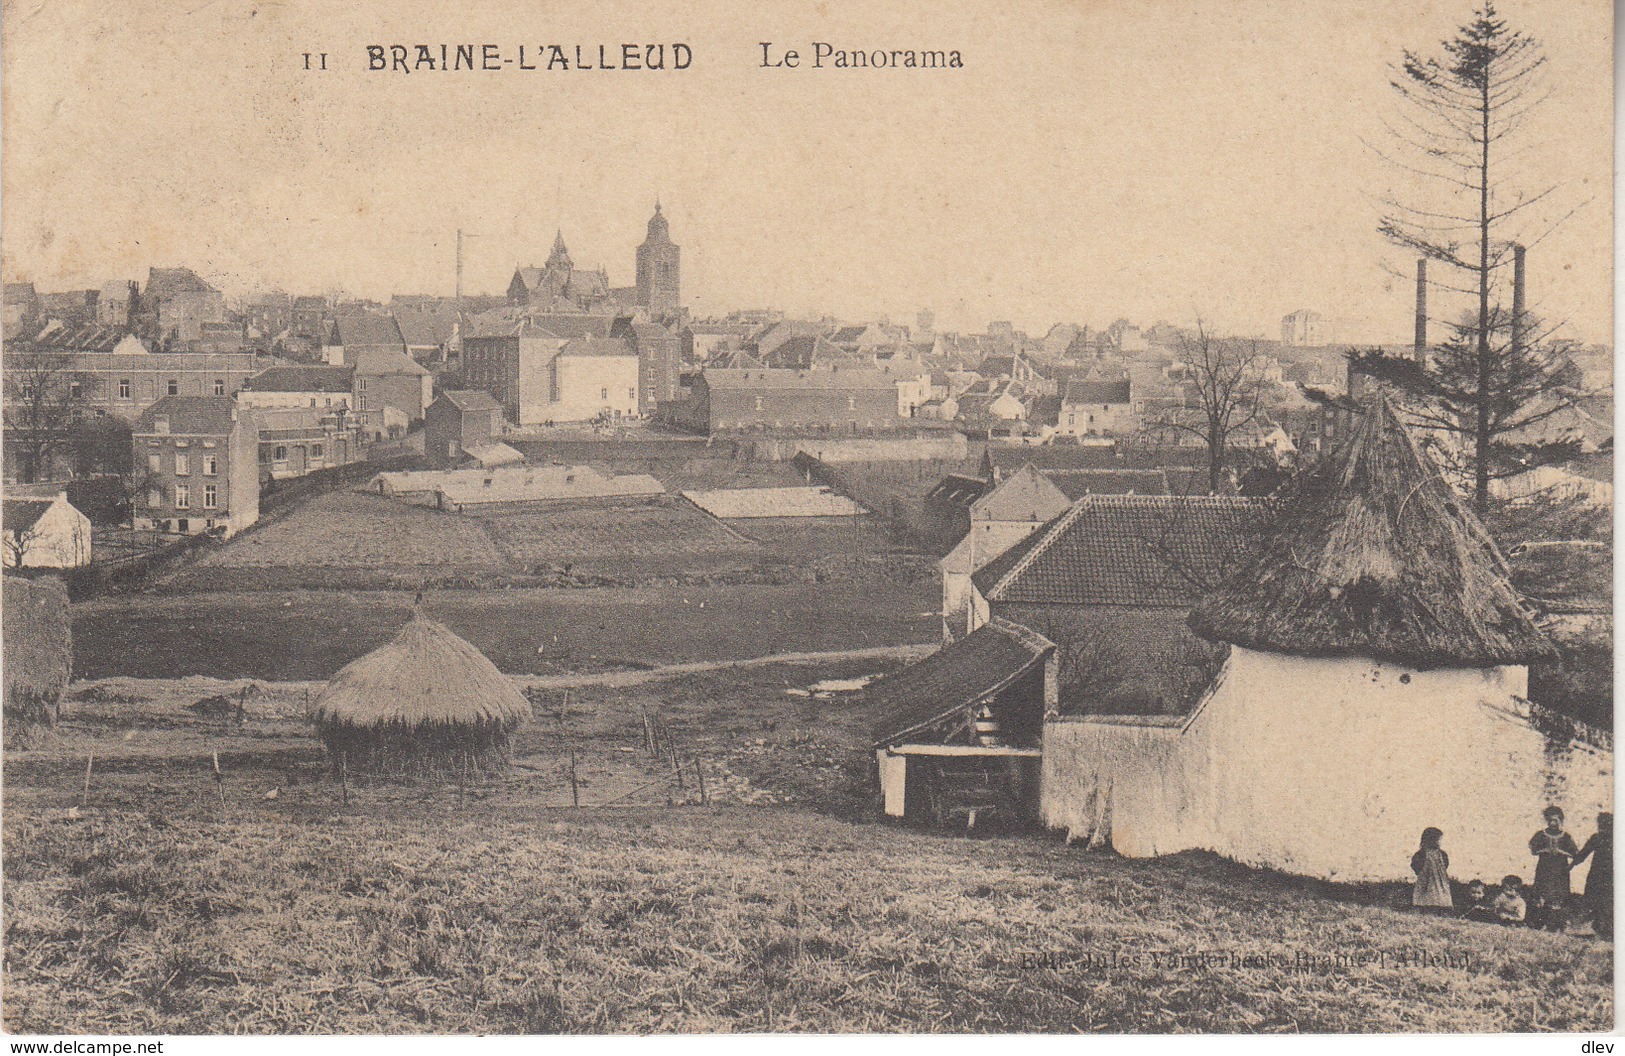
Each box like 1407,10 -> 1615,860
2,490 -> 91,568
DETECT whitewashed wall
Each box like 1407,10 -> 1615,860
1042,647 -> 1613,883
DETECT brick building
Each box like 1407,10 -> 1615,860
424,390 -> 505,463
2,328 -> 257,423
132,396 -> 259,536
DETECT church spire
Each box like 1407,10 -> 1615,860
643,200 -> 670,245
547,229 -> 572,268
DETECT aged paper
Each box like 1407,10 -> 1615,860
0,0 -> 1613,1041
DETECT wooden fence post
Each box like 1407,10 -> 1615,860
212,749 -> 226,812
569,752 -> 579,807
81,752 -> 93,806
340,752 -> 349,806
694,756 -> 706,805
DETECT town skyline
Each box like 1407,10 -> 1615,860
1,0 -> 1611,344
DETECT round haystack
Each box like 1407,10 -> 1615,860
3,575 -> 73,749
311,614 -> 531,777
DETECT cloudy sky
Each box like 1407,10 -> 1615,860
2,0 -> 1612,343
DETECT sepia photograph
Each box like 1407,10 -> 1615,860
0,0 -> 1614,1038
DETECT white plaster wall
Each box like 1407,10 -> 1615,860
1042,647 -> 1613,883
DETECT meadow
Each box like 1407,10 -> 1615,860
2,666 -> 1612,1034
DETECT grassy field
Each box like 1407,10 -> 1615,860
3,667 -> 1612,1034
70,581 -> 942,681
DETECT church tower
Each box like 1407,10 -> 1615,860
635,202 -> 680,315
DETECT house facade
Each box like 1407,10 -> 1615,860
1058,377 -> 1135,437
2,332 -> 257,423
683,366 -> 904,435
424,390 -> 505,463
132,396 -> 259,536
2,491 -> 91,568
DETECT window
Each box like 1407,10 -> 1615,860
175,453 -> 189,476
203,456 -> 218,475
70,380 -> 83,399
167,379 -> 179,396
310,443 -> 323,459
148,452 -> 162,473
357,378 -> 368,391
147,488 -> 162,507
274,445 -> 288,461
119,378 -> 131,399
214,378 -> 226,396
628,388 -> 636,402
600,387 -> 609,400
175,484 -> 190,509
847,396 -> 857,410
203,484 -> 217,508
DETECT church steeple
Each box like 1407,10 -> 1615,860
547,230 -> 573,269
636,201 -> 679,315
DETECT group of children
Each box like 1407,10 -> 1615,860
1410,809 -> 1612,939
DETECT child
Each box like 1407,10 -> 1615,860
1493,875 -> 1528,925
1410,827 -> 1453,912
1460,879 -> 1496,923
1573,812 -> 1613,941
1529,806 -> 1580,931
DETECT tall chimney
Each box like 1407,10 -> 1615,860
1511,243 -> 1527,356
1413,257 -> 1428,361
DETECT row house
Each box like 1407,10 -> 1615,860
2,331 -> 257,423
132,396 -> 259,536
254,406 -> 364,480
678,366 -> 905,435
1057,377 -> 1136,437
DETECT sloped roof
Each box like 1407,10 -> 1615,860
333,312 -> 406,352
242,365 -> 354,393
145,267 -> 218,298
558,337 -> 634,358
972,464 -> 1072,523
1189,396 -> 1554,667
682,486 -> 864,519
926,473 -> 992,509
703,367 -> 897,390
973,494 -> 1270,607
1065,378 -> 1132,404
464,442 -> 525,468
135,396 -> 239,436
19,322 -> 127,351
438,389 -> 502,413
1044,469 -> 1171,499
394,308 -> 458,347
352,347 -> 430,376
870,617 -> 1055,747
2,498 -> 55,534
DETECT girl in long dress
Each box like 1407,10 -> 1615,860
1411,827 -> 1453,911
1529,806 -> 1580,931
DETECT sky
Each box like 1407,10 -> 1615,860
1,0 -> 1613,343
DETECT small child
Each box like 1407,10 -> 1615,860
1410,827 -> 1453,912
1493,875 -> 1528,925
1460,879 -> 1496,923
1529,806 -> 1579,932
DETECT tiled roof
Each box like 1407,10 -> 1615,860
870,617 -> 1054,746
18,321 -> 127,351
135,396 -> 239,436
394,308 -> 458,347
926,473 -> 992,508
682,487 -> 864,519
351,347 -> 430,376
703,367 -> 897,390
242,365 -> 354,393
519,313 -> 619,340
972,494 -> 1271,607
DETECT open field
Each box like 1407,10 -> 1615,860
161,488 -> 928,590
3,667 -> 1611,1034
70,581 -> 942,681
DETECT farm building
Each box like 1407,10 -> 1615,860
938,465 -> 1075,638
368,464 -> 667,512
1042,397 -> 1611,883
2,574 -> 72,747
681,486 -> 864,519
311,611 -> 532,776
424,389 -> 506,463
463,442 -> 526,468
872,617 -> 1057,828
965,493 -> 1270,709
2,491 -> 91,569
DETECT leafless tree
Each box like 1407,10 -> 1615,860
1054,631 -> 1129,712
2,521 -> 46,568
1144,322 -> 1269,494
3,350 -> 88,483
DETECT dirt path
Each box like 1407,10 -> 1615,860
511,643 -> 935,691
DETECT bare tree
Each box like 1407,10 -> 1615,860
3,351 -> 87,483
1053,631 -> 1129,713
1145,322 -> 1269,494
2,520 -> 46,568
1367,3 -> 1575,510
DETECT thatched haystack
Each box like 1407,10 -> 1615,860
1189,395 -> 1553,668
310,614 -> 531,777
3,575 -> 72,748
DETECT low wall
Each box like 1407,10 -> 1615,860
737,434 -> 968,464
1041,647 -> 1614,883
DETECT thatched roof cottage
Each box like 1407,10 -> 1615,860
311,613 -> 531,777
1042,396 -> 1611,882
